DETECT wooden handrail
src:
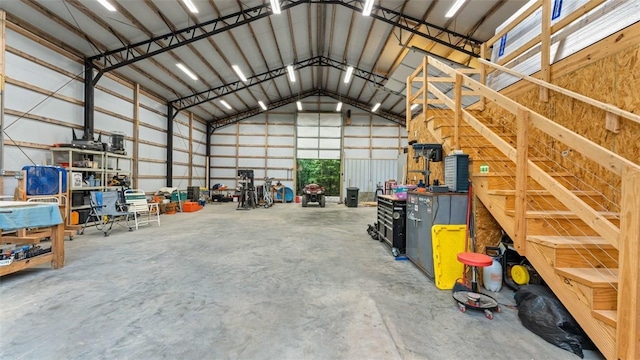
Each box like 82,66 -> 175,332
425,55 -> 639,175
486,0 -> 543,47
478,58 -> 640,125
424,55 -> 634,248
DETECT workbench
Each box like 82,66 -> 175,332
0,201 -> 65,276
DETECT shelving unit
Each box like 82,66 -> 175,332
50,148 -> 132,223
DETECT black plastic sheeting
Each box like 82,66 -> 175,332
515,285 -> 595,358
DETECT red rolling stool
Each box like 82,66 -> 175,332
453,252 -> 500,319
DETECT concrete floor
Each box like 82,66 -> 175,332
1,202 -> 601,359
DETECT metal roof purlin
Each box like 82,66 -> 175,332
208,88 -> 404,130
87,0 -> 483,77
171,56 -> 388,111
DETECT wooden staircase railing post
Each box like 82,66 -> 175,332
514,107 -> 530,255
454,74 -> 462,150
616,165 -> 640,359
540,0 -> 551,102
423,57 -> 428,122
479,44 -> 487,111
406,74 -> 412,132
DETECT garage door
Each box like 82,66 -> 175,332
296,113 -> 342,159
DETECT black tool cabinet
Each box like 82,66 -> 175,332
375,195 -> 407,257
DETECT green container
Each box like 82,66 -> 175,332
171,192 -> 188,202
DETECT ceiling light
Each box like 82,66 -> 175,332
287,65 -> 296,82
371,103 -> 381,112
232,65 -> 248,82
270,0 -> 281,14
259,101 -> 268,111
182,0 -> 198,13
296,101 -> 303,111
411,104 -> 419,110
176,63 -> 198,81
445,0 -> 466,18
336,102 -> 343,112
220,100 -> 232,110
96,0 -> 116,11
343,66 -> 354,84
362,0 -> 374,16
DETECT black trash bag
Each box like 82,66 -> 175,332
515,285 -> 594,358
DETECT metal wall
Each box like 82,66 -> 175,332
1,23 -> 205,195
488,0 -> 640,90
209,96 -> 408,197
210,106 -> 296,190
343,159 -> 398,197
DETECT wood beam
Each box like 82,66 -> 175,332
133,83 -> 140,189
617,165 -> 640,359
0,10 -> 5,195
514,108 -> 530,255
540,0 -> 551,102
454,74 -> 462,150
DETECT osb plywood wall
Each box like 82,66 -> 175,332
484,44 -> 640,212
407,108 -> 502,253
406,109 -> 450,186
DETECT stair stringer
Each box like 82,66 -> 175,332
420,111 -> 617,359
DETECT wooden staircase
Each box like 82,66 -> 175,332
407,56 -> 640,359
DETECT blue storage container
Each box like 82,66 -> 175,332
22,165 -> 68,195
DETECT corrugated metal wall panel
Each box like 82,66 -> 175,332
343,159 -> 398,197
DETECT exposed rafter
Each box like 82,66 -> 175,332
209,88 -> 404,131
171,56 -> 388,113
87,0 -> 482,78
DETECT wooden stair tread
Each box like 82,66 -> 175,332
527,235 -> 614,249
555,268 -> 618,287
592,310 -> 617,327
469,158 -> 550,163
472,171 -> 573,178
505,210 -> 619,219
488,189 -> 601,196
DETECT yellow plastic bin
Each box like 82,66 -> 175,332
432,224 -> 467,290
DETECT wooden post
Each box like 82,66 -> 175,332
479,44 -> 487,111
423,57 -> 428,123
235,122 -> 239,190
51,222 -> 64,269
406,74 -> 412,132
514,108 -> 530,255
454,73 -> 462,150
617,165 -> 640,359
133,83 -> 139,189
264,114 -> 269,177
0,10 -> 6,195
188,112 -> 193,186
540,0 -> 551,102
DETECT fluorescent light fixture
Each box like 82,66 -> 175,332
445,0 -> 466,18
411,103 -> 419,110
343,66 -> 354,84
287,65 -> 296,82
220,100 -> 232,110
182,0 -> 198,13
296,101 -> 302,111
96,0 -> 116,11
232,65 -> 248,82
371,103 -> 381,112
259,101 -> 268,111
362,0 -> 374,16
336,102 -> 343,112
176,63 -> 198,81
270,0 -> 281,14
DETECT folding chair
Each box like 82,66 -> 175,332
80,191 -> 131,236
124,189 -> 160,230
